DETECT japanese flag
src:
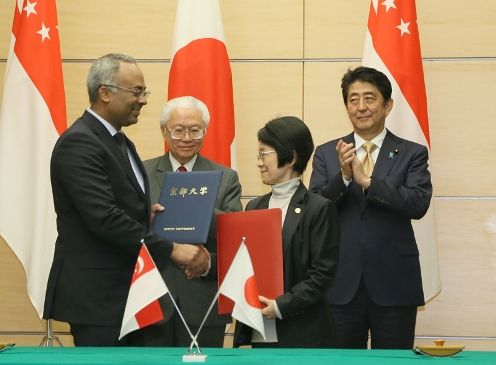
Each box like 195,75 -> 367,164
168,0 -> 236,168
363,0 -> 441,301
219,241 -> 266,340
119,243 -> 168,340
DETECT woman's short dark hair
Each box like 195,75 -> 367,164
257,116 -> 314,175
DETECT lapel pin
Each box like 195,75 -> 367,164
295,207 -> 301,214
389,149 -> 399,159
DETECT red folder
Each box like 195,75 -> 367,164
216,208 -> 284,315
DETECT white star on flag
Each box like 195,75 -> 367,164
37,22 -> 51,42
396,18 -> 411,36
219,241 -> 266,340
23,0 -> 37,17
363,0 -> 441,301
0,0 -> 67,318
382,0 -> 396,12
119,243 -> 169,340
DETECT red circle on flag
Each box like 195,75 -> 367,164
168,38 -> 235,167
244,275 -> 263,309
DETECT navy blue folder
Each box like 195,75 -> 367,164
152,171 -> 222,243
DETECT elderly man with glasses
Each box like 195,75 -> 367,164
135,96 -> 242,347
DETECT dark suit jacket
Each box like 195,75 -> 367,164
234,182 -> 340,348
143,153 -> 242,326
309,130 -> 431,307
43,111 -> 174,326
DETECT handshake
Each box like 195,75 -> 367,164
171,243 -> 211,279
151,203 -> 211,279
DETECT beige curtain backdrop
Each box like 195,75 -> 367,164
0,0 -> 495,349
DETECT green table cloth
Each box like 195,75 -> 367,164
0,347 -> 494,365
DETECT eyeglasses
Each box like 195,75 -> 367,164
166,127 -> 205,140
256,150 -> 276,160
102,84 -> 151,101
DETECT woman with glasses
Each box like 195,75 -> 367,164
234,116 -> 340,348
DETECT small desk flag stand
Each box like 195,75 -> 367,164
39,319 -> 63,347
183,237 -> 258,362
164,290 -> 205,362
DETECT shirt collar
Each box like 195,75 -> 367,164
272,177 -> 301,199
168,153 -> 198,172
354,128 -> 387,150
87,107 -> 120,137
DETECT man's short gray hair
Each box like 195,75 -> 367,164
160,96 -> 210,129
87,53 -> 137,104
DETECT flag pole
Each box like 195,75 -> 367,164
139,240 -> 200,352
188,281 -> 222,352
187,237 -> 246,352
39,319 -> 63,347
166,287 -> 201,353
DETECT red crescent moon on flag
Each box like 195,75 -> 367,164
244,275 -> 263,309
135,256 -> 144,275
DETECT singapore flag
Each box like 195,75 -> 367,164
119,243 -> 168,340
0,0 -> 66,318
219,242 -> 266,340
363,0 -> 441,301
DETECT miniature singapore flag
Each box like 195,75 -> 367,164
119,242 -> 168,339
219,241 -> 266,340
